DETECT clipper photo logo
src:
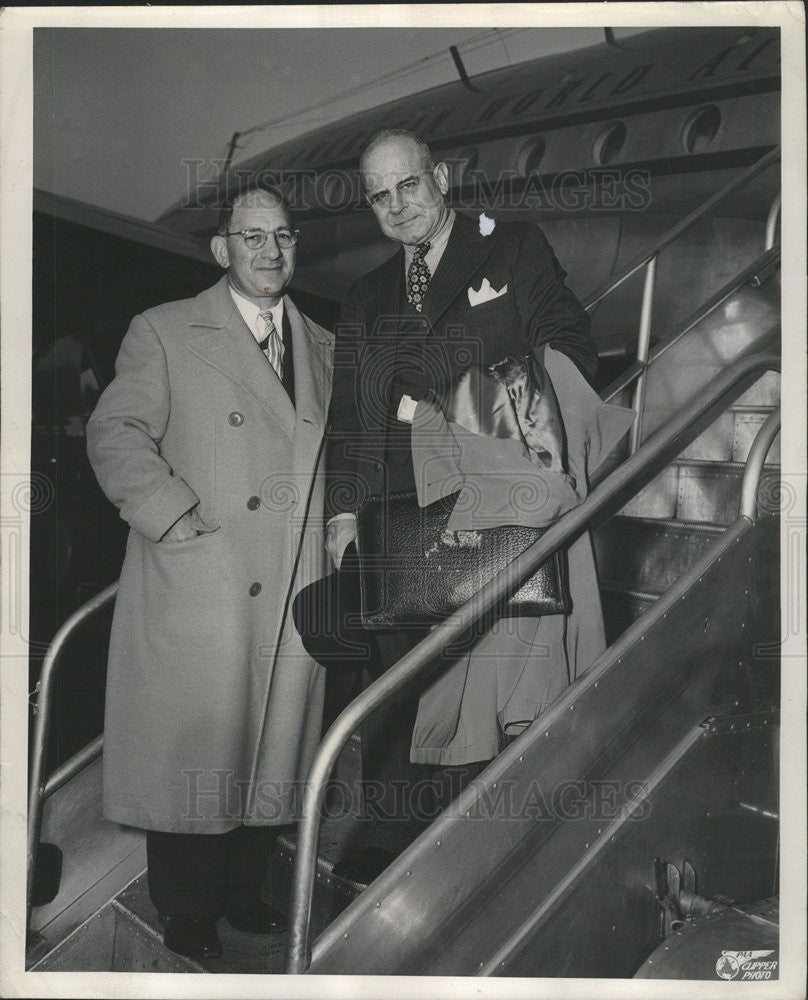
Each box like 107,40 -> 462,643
715,950 -> 778,980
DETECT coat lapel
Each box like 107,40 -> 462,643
186,277 -> 297,442
286,295 -> 333,447
422,212 -> 498,328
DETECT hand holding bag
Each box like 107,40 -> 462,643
356,351 -> 574,627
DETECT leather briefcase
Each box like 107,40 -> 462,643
355,488 -> 571,627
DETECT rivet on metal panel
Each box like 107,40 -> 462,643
375,901 -> 381,908
741,622 -> 745,628
493,783 -> 497,788
406,870 -> 412,876
570,705 -> 575,711
436,840 -> 442,847
343,933 -> 349,939
519,756 -> 524,762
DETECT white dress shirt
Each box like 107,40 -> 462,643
229,285 -> 285,348
402,209 -> 455,281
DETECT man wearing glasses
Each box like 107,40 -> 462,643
325,129 -> 599,886
87,187 -> 333,959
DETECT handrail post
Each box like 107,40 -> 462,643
765,192 -> 781,251
26,582 -> 118,936
740,410 -> 781,520
628,254 -> 657,454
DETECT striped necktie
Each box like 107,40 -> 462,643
406,242 -> 431,312
258,310 -> 284,379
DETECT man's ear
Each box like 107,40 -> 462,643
210,235 -> 229,269
433,162 -> 450,196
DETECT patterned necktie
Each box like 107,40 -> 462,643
258,310 -> 284,379
406,242 -> 431,312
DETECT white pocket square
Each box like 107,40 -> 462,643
468,277 -> 508,307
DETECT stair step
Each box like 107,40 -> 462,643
619,460 -> 778,525
675,461 -> 779,525
619,466 -> 678,520
731,408 -> 780,464
677,410 -> 736,462
115,870 -> 290,973
110,901 -> 207,973
593,516 -> 724,592
28,893 -> 204,973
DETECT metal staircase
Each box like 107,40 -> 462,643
25,149 -> 782,977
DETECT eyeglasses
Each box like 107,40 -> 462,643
225,228 -> 299,250
365,169 -> 435,209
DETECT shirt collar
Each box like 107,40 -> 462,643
403,209 -> 456,270
228,284 -> 285,342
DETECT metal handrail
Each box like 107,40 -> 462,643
600,246 -> 780,405
26,581 -> 118,932
583,145 -> 779,455
765,192 -> 782,252
582,146 -> 780,312
741,410 -> 781,520
286,351 -> 780,972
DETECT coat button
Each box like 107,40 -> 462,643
249,582 -> 262,596
247,495 -> 261,510
228,412 -> 244,426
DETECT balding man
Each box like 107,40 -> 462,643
87,188 -> 334,959
325,129 -> 600,886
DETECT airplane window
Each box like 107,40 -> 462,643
681,106 -> 723,154
518,137 -> 546,176
593,121 -> 626,166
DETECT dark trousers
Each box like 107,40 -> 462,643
147,825 -> 274,919
360,628 -> 487,854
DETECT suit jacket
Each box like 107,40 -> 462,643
328,211 -> 597,514
87,275 -> 334,831
326,214 -> 608,765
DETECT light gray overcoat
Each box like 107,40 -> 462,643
410,350 -> 634,764
87,276 -> 333,833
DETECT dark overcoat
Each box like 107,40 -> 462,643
87,277 -> 333,832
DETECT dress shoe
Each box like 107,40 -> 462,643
226,900 -> 287,934
160,915 -> 222,959
331,846 -> 397,886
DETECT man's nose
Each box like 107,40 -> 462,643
388,188 -> 406,214
260,236 -> 282,259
